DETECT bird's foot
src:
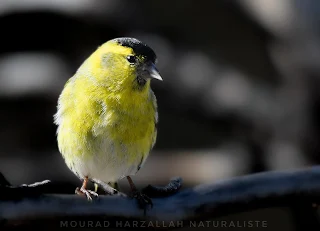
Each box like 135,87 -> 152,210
132,190 -> 153,215
75,187 -> 99,201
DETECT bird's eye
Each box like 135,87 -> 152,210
126,55 -> 137,64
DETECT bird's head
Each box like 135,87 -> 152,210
82,37 -> 162,93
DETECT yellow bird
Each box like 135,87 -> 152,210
54,37 -> 162,209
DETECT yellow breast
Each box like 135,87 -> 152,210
55,74 -> 157,167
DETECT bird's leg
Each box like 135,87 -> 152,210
75,176 -> 98,201
127,176 -> 153,215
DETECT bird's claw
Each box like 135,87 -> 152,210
75,187 -> 99,201
133,191 -> 153,215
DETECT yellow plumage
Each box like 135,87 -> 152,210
54,38 -> 161,191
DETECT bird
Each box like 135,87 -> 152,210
53,37 -> 162,210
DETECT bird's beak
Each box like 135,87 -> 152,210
148,63 -> 163,81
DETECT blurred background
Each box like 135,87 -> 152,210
1,0 -> 320,223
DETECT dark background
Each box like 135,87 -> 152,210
1,0 -> 320,230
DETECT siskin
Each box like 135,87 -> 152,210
54,37 -> 162,210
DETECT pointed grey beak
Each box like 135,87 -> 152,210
148,63 -> 163,81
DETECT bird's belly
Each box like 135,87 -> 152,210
58,102 -> 156,184
60,119 -> 155,183
67,137 -> 146,183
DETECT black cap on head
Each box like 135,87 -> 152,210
111,37 -> 157,63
